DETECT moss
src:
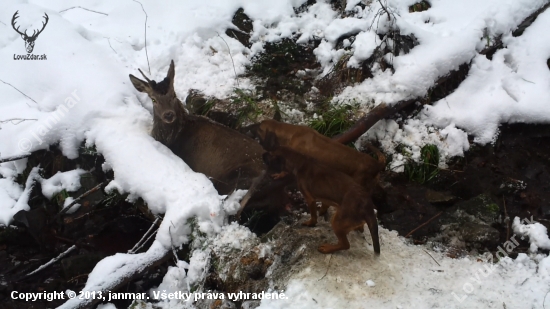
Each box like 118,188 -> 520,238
409,1 -> 431,12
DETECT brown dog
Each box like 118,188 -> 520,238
250,119 -> 385,225
263,146 -> 380,255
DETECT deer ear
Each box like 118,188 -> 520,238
167,60 -> 176,92
129,74 -> 152,94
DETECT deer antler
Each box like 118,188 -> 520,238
28,13 -> 49,39
11,11 -> 27,38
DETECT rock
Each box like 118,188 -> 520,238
185,90 -> 239,128
455,194 -> 499,223
425,189 -> 457,205
225,8 -> 253,48
458,222 -> 500,248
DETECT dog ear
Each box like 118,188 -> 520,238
262,131 -> 279,151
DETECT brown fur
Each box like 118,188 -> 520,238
263,146 -> 380,255
129,61 -> 288,215
251,119 -> 385,223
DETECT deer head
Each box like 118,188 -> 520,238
12,11 -> 49,54
129,60 -> 188,145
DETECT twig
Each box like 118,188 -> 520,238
129,217 -> 160,253
423,249 -> 441,267
503,196 -> 510,240
104,37 -> 118,54
405,211 -> 443,238
169,224 -> 178,263
132,227 -> 158,254
0,118 -> 37,126
544,289 -> 549,309
318,254 -> 333,281
133,0 -> 151,74
68,273 -> 90,283
0,78 -> 37,106
59,6 -> 108,16
56,182 -> 106,218
217,33 -> 240,88
25,245 -> 77,277
0,153 -> 31,164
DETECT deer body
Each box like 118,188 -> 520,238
161,113 -> 265,194
129,60 -> 273,197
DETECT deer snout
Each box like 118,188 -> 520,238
162,111 -> 176,123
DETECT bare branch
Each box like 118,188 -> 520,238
129,217 -> 160,254
133,0 -> 151,74
0,118 -> 37,126
56,182 -> 106,218
25,245 -> 77,278
59,6 -> 108,16
0,78 -> 38,106
0,153 -> 31,164
405,211 -> 443,238
217,33 -> 240,88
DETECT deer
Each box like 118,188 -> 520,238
129,60 -> 289,219
11,11 -> 49,54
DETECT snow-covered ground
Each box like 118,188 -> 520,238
0,0 -> 549,308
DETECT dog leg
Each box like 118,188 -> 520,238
319,203 -> 330,221
318,211 -> 354,253
301,190 -> 318,227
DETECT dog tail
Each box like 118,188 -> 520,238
365,144 -> 386,168
365,208 -> 380,255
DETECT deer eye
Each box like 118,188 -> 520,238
152,98 -> 157,104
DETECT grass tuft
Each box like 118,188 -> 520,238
404,144 -> 440,184
308,102 -> 358,138
229,89 -> 262,128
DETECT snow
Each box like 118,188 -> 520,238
40,169 -> 86,199
0,0 -> 548,308
257,228 -> 550,309
513,216 -> 550,253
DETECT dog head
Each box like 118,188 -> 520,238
246,120 -> 278,148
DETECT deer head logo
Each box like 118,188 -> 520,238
11,11 -> 49,54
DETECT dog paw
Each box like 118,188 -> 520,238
302,219 -> 317,227
318,244 -> 340,254
271,171 -> 288,180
